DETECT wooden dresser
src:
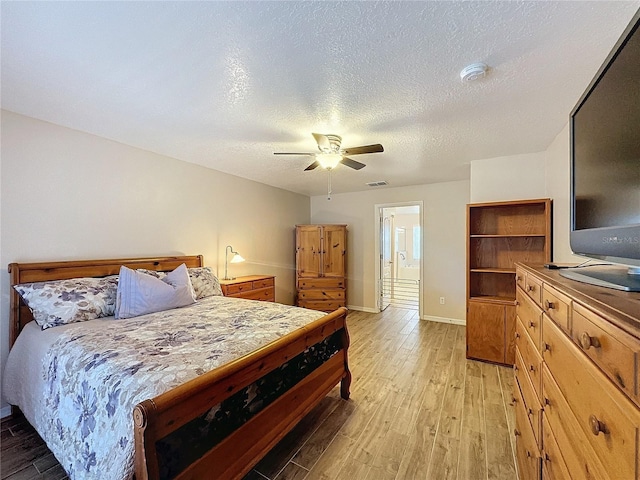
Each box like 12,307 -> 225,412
514,263 -> 640,480
220,275 -> 275,302
296,224 -> 347,312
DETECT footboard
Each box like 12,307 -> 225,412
133,306 -> 351,480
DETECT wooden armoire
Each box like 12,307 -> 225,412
295,224 -> 347,312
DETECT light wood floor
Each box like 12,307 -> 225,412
1,307 -> 517,480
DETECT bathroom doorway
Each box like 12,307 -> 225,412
375,202 -> 422,313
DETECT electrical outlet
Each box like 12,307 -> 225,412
439,297 -> 445,305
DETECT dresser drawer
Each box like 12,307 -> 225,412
252,277 -> 274,290
515,317 -> 542,401
543,315 -> 640,479
514,348 -> 542,447
571,302 -> 639,405
297,299 -> 345,312
514,384 -> 540,480
524,273 -> 543,307
517,287 -> 542,351
542,365 -> 610,480
298,278 -> 345,290
541,415 -> 571,480
232,287 -> 275,302
224,281 -> 253,295
297,289 -> 345,301
542,285 -> 571,333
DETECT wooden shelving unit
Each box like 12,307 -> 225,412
466,199 -> 552,365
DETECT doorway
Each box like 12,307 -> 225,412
375,202 -> 423,314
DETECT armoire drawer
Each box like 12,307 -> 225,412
298,278 -> 345,290
297,289 -> 345,300
543,315 -> 640,479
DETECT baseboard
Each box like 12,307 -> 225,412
1,405 -> 12,419
347,305 -> 379,314
421,315 -> 466,326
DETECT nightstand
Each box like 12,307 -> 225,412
219,275 -> 275,302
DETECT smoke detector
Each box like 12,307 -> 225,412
460,63 -> 489,83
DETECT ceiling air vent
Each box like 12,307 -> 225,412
366,180 -> 388,187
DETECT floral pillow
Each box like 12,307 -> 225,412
14,275 -> 119,330
137,266 -> 222,299
188,266 -> 223,299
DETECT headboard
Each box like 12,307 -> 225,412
8,255 -> 204,348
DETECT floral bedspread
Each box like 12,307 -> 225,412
38,296 -> 324,480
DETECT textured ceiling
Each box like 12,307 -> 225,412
2,1 -> 639,196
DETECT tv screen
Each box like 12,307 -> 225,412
566,9 -> 640,291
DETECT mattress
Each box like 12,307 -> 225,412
3,296 -> 325,480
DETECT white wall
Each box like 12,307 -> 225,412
470,152 -> 547,203
0,111 -> 311,414
310,180 -> 469,323
469,123 -> 583,264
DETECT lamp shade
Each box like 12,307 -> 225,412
230,253 -> 245,264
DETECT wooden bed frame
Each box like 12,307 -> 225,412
8,255 -> 351,480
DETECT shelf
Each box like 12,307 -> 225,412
470,234 -> 547,238
469,295 -> 516,305
470,268 -> 516,274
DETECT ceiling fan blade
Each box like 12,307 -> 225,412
274,152 -> 316,156
340,157 -> 366,170
312,133 -> 332,151
341,144 -> 384,155
304,160 -> 320,171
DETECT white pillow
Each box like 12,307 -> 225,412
115,263 -> 196,319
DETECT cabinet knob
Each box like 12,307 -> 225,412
516,275 -> 522,281
544,453 -> 551,463
529,364 -> 536,373
579,332 -> 601,350
544,299 -> 555,310
529,321 -> 535,328
514,429 -> 520,437
544,397 -> 551,407
515,332 -> 520,339
542,342 -> 551,352
527,285 -> 535,292
589,414 -> 606,436
512,396 -> 518,404
527,407 -> 533,416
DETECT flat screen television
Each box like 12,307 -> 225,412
563,8 -> 640,292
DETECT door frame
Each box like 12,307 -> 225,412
374,201 -> 424,317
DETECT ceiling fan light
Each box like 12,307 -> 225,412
317,153 -> 342,169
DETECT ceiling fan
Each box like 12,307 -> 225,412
274,133 -> 384,171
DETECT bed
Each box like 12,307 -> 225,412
4,255 -> 351,480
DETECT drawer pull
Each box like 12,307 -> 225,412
544,397 -> 551,407
542,342 -> 551,352
512,396 -> 518,404
528,321 -> 535,328
516,275 -> 522,282
589,414 -> 607,436
544,299 -> 555,310
529,364 -> 536,373
515,332 -> 520,339
579,332 -> 601,350
514,428 -> 520,437
527,285 -> 535,292
544,453 -> 551,463
527,407 -> 533,416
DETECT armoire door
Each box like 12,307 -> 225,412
322,226 -> 346,278
296,226 -> 322,278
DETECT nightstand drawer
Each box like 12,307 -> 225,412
232,287 -> 275,302
225,281 -> 253,295
252,277 -> 274,290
